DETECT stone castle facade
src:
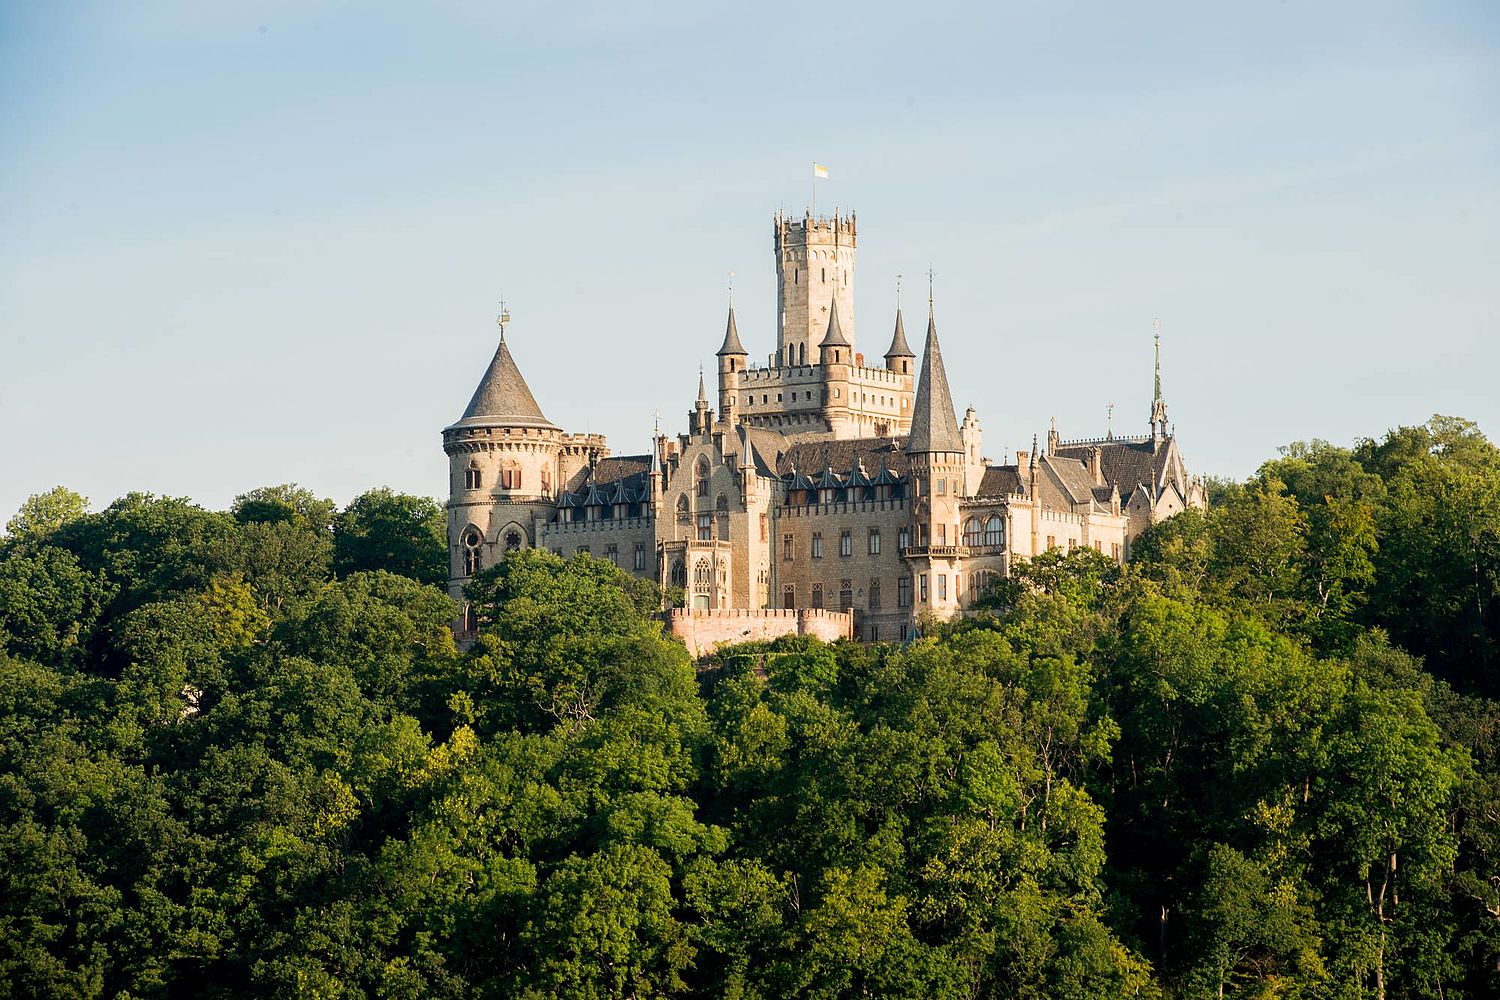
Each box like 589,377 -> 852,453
442,209 -> 1206,646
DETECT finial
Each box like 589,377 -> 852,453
728,271 -> 735,306
896,273 -> 902,309
497,296 -> 510,342
926,268 -> 935,312
653,409 -> 662,436
1107,401 -> 1115,439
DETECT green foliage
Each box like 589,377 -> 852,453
2,416 -> 1499,996
4,485 -> 90,541
333,488 -> 447,586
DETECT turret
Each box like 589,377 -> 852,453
691,367 -> 712,435
960,405 -> 983,497
818,298 -> 852,366
716,304 -> 747,422
884,308 -> 915,375
904,301 -> 965,620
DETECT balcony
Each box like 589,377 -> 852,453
900,544 -> 967,558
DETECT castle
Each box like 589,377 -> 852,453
442,209 -> 1205,651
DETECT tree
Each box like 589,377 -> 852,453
4,486 -> 89,542
333,488 -> 447,586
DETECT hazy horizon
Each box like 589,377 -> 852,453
3,2 -> 1496,519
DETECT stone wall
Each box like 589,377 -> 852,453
663,607 -> 853,659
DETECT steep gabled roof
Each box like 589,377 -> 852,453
778,437 -> 910,479
451,335 -> 557,430
905,309 -> 963,454
977,465 -> 1025,497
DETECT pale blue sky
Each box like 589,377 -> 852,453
2,2 -> 1496,519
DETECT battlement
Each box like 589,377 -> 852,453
663,606 -> 854,659
773,210 -> 857,244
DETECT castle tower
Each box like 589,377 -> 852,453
443,318 -> 563,607
904,303 -> 966,621
716,303 -> 747,423
774,209 -> 856,367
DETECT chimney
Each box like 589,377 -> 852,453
1016,450 -> 1030,467
1089,447 -> 1103,485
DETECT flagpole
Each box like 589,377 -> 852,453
811,162 -> 816,216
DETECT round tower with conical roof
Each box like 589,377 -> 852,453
442,317 -> 566,606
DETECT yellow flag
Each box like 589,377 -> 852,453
812,163 -> 829,179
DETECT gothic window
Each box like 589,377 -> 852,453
697,513 -> 712,541
696,457 -> 711,497
676,494 -> 690,519
783,585 -> 795,609
462,528 -> 483,576
783,534 -> 793,562
694,560 -> 711,591
505,530 -> 522,551
963,517 -> 982,546
811,532 -> 822,559
839,530 -> 851,557
985,515 -> 1004,547
604,544 -> 619,566
811,582 -> 823,609
868,528 -> 881,555
869,579 -> 881,610
839,580 -> 853,609
465,461 -> 482,490
671,559 -> 686,589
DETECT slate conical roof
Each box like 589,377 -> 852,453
905,307 -> 963,454
716,305 -> 746,356
884,309 -> 914,359
450,334 -> 557,430
819,298 -> 851,347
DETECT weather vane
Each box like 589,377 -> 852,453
728,271 -> 735,305
497,296 -> 510,340
896,273 -> 902,308
926,267 -> 936,306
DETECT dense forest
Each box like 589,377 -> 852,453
2,415 -> 1499,998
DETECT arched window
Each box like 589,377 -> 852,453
465,460 -> 482,490
505,530 -> 523,551
676,494 -> 690,520
670,559 -> 686,589
963,517 -> 982,546
696,457 -> 711,497
462,528 -> 483,576
985,515 -> 1004,547
694,560 -> 712,591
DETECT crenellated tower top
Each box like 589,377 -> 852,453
773,209 -> 857,367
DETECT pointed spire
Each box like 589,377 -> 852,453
451,324 -> 556,430
905,304 -> 963,454
716,304 -> 746,356
884,308 -> 914,360
819,297 -> 851,347
1150,319 -> 1169,443
697,365 -> 708,405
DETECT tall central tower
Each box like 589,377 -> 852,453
774,209 -> 856,367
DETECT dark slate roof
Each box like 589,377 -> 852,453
905,310 -> 963,454
716,305 -> 746,356
884,309 -> 914,358
1054,439 -> 1161,492
977,465 -> 1025,496
777,436 -> 909,479
1043,455 -> 1101,507
451,336 -> 557,430
592,455 -> 652,485
819,298 -> 851,347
